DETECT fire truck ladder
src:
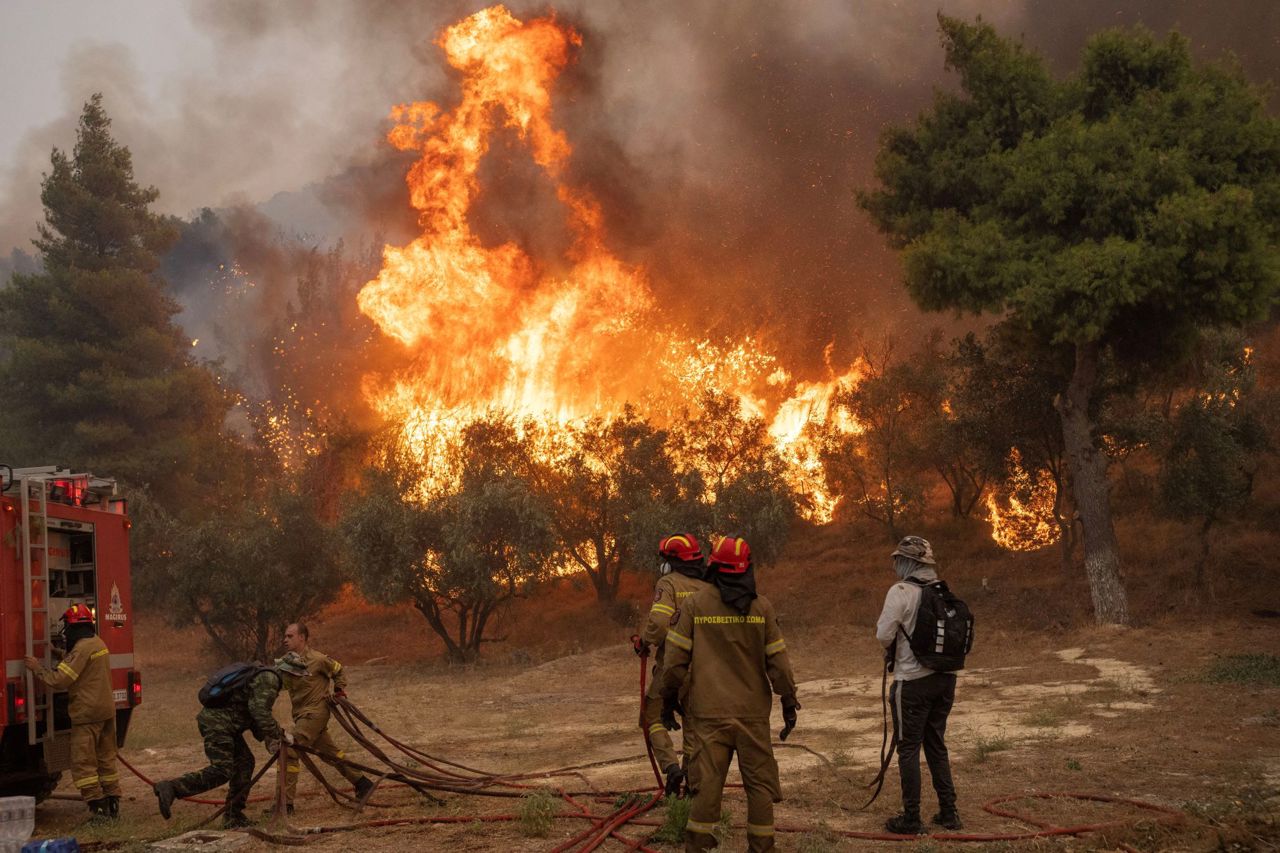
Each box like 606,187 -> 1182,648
20,475 -> 54,746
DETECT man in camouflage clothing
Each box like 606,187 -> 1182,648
634,533 -> 711,796
276,622 -> 372,813
152,665 -> 288,828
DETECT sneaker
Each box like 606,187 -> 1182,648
354,777 -> 374,800
885,813 -> 926,835
154,781 -> 176,820
662,763 -> 686,798
932,810 -> 963,830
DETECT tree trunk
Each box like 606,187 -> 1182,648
1057,341 -> 1130,625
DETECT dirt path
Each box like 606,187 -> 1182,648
29,620 -> 1280,851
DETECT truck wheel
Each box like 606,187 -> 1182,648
0,770 -> 61,802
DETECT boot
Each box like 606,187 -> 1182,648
108,796 -> 120,819
87,798 -> 111,821
932,809 -> 963,830
662,763 -> 686,797
154,781 -> 176,820
354,777 -> 374,800
885,813 -> 926,835
224,806 -> 252,829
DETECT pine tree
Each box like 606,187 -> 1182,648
860,21 -> 1280,624
0,94 -> 234,505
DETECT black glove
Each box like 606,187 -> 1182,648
779,697 -> 800,741
661,695 -> 682,731
631,635 -> 648,658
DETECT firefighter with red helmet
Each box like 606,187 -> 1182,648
24,605 -> 121,819
634,533 -> 711,796
661,535 -> 798,852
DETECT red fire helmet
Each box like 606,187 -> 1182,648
708,535 -> 751,574
62,604 -> 94,625
658,533 -> 703,563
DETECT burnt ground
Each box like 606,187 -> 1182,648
26,614 -> 1280,852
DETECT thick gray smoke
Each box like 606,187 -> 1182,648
1,0 -> 1277,379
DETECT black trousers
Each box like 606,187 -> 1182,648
889,672 -> 957,817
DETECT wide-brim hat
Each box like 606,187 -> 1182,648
274,652 -> 307,676
890,535 -> 935,566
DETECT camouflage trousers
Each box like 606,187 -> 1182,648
169,707 -> 257,812
285,707 -> 364,804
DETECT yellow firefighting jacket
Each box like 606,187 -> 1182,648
281,648 -> 347,720
661,585 -> 796,720
640,571 -> 711,667
33,635 -> 114,724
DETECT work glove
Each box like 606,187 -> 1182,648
284,731 -> 295,746
779,696 -> 800,742
333,689 -> 347,700
661,695 -> 682,732
631,635 -> 648,658
264,738 -> 280,755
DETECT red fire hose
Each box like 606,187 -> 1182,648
104,655 -> 1188,850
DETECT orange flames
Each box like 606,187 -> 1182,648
357,6 -> 862,517
985,449 -> 1059,551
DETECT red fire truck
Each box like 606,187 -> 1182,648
0,466 -> 141,800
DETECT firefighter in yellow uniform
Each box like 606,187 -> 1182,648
661,536 -> 799,852
24,604 -> 120,819
634,533 -> 711,796
275,623 -> 372,813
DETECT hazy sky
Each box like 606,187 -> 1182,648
2,1 -> 1277,363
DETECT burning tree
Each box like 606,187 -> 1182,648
673,392 -> 799,566
540,408 -> 690,611
861,18 -> 1280,624
341,417 -> 558,663
819,341 -> 930,538
1158,334 -> 1273,591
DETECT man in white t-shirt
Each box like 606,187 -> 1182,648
875,535 -> 960,835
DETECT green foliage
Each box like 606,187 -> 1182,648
142,486 -> 341,662
340,416 -> 558,663
543,406 -> 690,607
0,95 -> 233,508
821,340 -> 930,536
863,20 -> 1280,345
973,732 -> 1013,762
673,391 -> 798,565
1159,336 -> 1270,526
652,794 -> 691,844
517,788 -> 558,838
1066,757 -> 1083,771
1203,654 -> 1280,687
861,17 -> 1280,624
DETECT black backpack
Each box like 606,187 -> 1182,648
900,578 -> 974,672
198,662 -> 272,708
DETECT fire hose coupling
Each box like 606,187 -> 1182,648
630,634 -> 648,658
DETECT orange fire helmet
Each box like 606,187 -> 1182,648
708,535 -> 751,574
62,604 -> 94,625
658,533 -> 703,563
